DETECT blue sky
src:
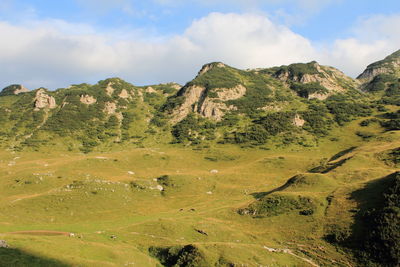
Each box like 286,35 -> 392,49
0,0 -> 399,89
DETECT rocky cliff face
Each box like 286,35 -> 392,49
357,50 -> 400,84
170,84 -> 246,123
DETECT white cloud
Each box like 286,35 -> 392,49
0,12 -> 398,90
316,14 -> 400,77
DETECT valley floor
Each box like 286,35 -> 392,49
0,125 -> 399,266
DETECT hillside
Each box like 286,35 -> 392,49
0,50 -> 399,266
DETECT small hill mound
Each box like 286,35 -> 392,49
239,192 -> 318,217
283,173 -> 337,192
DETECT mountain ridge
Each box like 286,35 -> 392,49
0,50 -> 399,152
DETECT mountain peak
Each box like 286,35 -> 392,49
357,49 -> 400,83
0,84 -> 29,96
197,62 -> 227,77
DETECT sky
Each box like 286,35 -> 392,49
0,0 -> 399,89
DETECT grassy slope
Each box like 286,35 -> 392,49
0,114 -> 398,266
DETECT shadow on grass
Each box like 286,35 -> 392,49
329,146 -> 357,161
250,175 -> 297,199
326,172 -> 399,266
347,175 -> 392,245
0,247 -> 71,267
308,158 -> 350,174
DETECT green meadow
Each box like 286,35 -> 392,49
0,116 -> 398,266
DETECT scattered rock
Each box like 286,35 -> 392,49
0,240 -> 8,248
80,95 -> 97,105
293,114 -> 305,127
156,185 -> 164,191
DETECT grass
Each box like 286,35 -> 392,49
0,116 -> 398,266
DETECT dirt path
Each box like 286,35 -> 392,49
3,230 -> 70,236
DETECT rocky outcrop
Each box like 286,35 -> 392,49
293,114 -> 305,127
118,89 -> 130,99
104,101 -> 117,115
80,95 -> 96,105
171,84 -> 246,123
171,85 -> 205,123
0,84 -> 29,96
145,87 -> 156,93
169,83 -> 181,90
34,89 -> 56,110
214,84 -> 247,101
106,82 -> 115,96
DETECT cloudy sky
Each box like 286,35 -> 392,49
0,0 -> 399,89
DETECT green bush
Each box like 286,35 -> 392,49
290,82 -> 328,98
171,114 -> 216,144
254,112 -> 295,135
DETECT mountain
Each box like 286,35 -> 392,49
165,61 -> 359,123
2,52 -> 400,151
0,51 -> 399,267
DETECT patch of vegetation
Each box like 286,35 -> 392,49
190,63 -> 241,90
356,131 -> 375,140
377,147 -> 400,167
364,74 -> 398,92
225,125 -> 269,145
274,61 -> 320,79
254,112 -> 296,136
171,113 -> 216,144
239,193 -> 316,217
149,245 -> 209,267
290,82 -> 328,98
325,95 -> 372,125
301,103 -> 332,136
157,175 -> 175,187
